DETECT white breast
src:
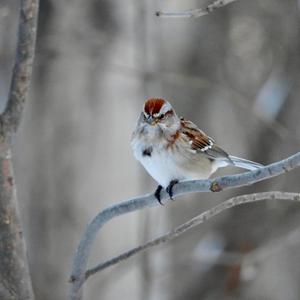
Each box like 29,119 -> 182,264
131,138 -> 214,188
132,143 -> 182,187
140,150 -> 187,188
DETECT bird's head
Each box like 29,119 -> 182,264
142,98 -> 178,129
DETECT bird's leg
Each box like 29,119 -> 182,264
154,185 -> 163,205
166,179 -> 179,200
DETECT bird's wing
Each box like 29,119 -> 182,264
180,118 -> 231,161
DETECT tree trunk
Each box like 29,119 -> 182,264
0,143 -> 34,299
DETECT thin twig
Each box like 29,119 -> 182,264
85,192 -> 300,279
0,0 -> 39,141
69,152 -> 300,300
156,0 -> 237,18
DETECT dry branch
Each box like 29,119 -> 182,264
0,0 -> 39,299
156,0 -> 237,18
0,0 -> 39,141
70,151 -> 300,300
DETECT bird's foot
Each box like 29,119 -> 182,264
166,179 -> 179,200
154,185 -> 163,205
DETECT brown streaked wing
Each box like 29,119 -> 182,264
180,118 -> 230,160
181,118 -> 213,151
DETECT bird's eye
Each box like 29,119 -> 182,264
158,114 -> 165,120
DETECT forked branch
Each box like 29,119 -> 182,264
70,151 -> 300,300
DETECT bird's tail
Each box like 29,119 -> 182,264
229,155 -> 263,171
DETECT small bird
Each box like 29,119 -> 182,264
131,98 -> 263,204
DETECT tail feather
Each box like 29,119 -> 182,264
229,155 -> 263,171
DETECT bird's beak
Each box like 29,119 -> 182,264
146,116 -> 157,126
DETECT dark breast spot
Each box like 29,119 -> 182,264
142,147 -> 153,157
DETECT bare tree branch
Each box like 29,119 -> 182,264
70,151 -> 300,300
0,0 -> 39,298
0,0 -> 39,141
156,0 -> 237,18
85,192 -> 300,280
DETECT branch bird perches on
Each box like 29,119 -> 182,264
85,191 -> 300,279
69,151 -> 300,300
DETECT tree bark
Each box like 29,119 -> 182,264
0,0 -> 39,298
0,143 -> 34,299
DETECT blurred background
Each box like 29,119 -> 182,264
1,0 -> 300,299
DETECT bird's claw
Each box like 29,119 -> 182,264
154,180 -> 179,205
166,179 -> 179,200
154,185 -> 163,205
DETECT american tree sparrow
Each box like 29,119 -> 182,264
131,98 -> 263,204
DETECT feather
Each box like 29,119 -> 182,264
180,118 -> 234,164
180,118 -> 213,151
229,156 -> 263,170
